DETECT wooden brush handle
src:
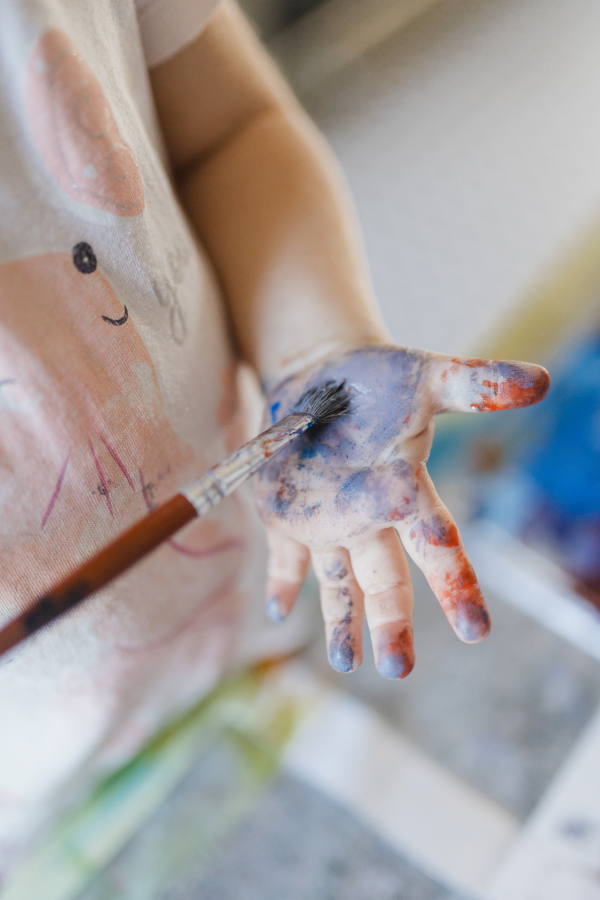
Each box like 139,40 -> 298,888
0,494 -> 196,656
0,413 -> 316,657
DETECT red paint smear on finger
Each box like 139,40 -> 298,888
431,554 -> 490,642
375,624 -> 415,679
409,514 -> 459,550
471,364 -> 551,411
452,357 -> 487,368
389,497 -> 413,521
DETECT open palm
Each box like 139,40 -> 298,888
255,345 -> 549,679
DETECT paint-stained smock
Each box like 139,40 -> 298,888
0,0 -> 284,872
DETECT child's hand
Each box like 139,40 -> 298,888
255,345 -> 549,678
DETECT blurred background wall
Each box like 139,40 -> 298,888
242,0 -> 600,359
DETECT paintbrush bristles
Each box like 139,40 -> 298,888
292,380 -> 351,425
183,381 -> 351,517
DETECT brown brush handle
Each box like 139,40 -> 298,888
0,494 -> 196,657
0,413 -> 318,658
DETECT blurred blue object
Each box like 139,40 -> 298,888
524,331 -> 600,517
430,329 -> 600,599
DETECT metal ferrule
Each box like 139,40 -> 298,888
181,413 -> 314,517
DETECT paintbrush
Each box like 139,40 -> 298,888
0,380 -> 350,658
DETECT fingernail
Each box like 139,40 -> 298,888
375,626 -> 415,679
328,624 -> 356,673
453,600 -> 491,642
265,596 -> 286,622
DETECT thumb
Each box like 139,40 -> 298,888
428,355 -> 550,414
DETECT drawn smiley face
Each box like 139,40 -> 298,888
0,244 -> 246,649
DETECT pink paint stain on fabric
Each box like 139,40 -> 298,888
98,431 -> 135,491
0,250 -> 247,652
41,450 -> 71,530
26,29 -> 145,216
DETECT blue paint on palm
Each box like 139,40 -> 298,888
264,346 -> 422,468
270,401 -> 280,424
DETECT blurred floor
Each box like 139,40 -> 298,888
72,563 -> 600,899
189,578 -> 600,899
149,774 -> 460,900
303,562 -> 600,822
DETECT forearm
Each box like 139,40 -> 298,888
178,107 -> 388,387
149,0 -> 387,387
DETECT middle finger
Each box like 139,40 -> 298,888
351,527 -> 415,679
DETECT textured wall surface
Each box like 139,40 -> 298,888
295,0 -> 600,356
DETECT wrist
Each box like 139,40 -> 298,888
261,328 -> 390,394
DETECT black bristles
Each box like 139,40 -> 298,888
292,380 -> 351,425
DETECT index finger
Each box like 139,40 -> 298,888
395,466 -> 490,643
428,355 -> 550,414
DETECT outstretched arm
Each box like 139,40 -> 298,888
149,0 -> 388,387
149,1 -> 549,678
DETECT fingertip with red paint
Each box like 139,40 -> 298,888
373,623 -> 415,679
431,555 -> 491,643
473,361 -> 550,411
